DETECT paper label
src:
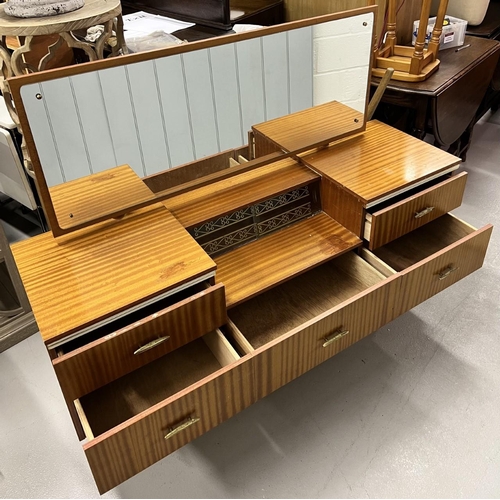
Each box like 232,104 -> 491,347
443,32 -> 455,43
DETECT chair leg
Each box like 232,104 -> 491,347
410,0 -> 433,75
385,0 -> 397,54
427,0 -> 450,58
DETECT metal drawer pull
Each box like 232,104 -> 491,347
438,266 -> 459,280
133,335 -> 170,355
323,329 -> 349,348
415,206 -> 435,219
164,417 -> 201,439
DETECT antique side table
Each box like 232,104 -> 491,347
371,35 -> 500,159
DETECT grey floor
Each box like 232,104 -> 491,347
1,111 -> 500,499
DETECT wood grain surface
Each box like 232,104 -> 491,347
49,165 -> 156,229
11,204 -> 215,345
163,157 -> 318,229
215,212 -> 362,308
252,100 -> 364,153
82,349 -> 254,494
229,252 -> 385,348
373,213 -> 475,271
143,146 -> 248,193
389,223 -> 493,316
250,264 -> 400,399
368,172 -> 468,249
320,176 -> 365,236
300,120 -> 462,205
53,284 -> 227,401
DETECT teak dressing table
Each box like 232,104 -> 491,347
7,7 -> 492,494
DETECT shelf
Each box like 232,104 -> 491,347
215,212 -> 362,308
251,100 -> 364,153
163,157 -> 319,229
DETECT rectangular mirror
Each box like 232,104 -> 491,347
9,6 -> 376,236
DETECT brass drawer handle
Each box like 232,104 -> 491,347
323,329 -> 349,348
415,206 -> 435,219
133,335 -> 170,355
164,416 -> 200,439
438,266 -> 459,280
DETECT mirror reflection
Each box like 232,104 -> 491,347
16,10 -> 374,232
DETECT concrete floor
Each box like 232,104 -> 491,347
1,111 -> 499,499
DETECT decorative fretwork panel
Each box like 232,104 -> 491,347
190,183 -> 320,257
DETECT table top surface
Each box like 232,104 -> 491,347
372,36 -> 500,96
0,0 -> 121,35
300,120 -> 462,205
11,201 -> 216,345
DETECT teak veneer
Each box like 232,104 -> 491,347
8,11 -> 493,491
11,112 -> 493,494
214,212 -> 362,307
12,203 -> 216,346
164,157 -> 318,229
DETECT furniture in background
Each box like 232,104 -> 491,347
0,219 -> 37,353
371,35 -> 500,159
466,0 -> 500,118
372,0 -> 450,82
0,0 -> 126,77
121,0 -> 284,31
0,96 -> 37,211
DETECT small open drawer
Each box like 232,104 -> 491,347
227,252 -> 401,398
53,283 -> 227,401
373,214 -> 492,315
75,330 -> 253,494
364,172 -> 468,250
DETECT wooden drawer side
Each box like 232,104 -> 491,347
394,224 -> 492,316
367,172 -> 468,249
83,358 -> 253,494
53,284 -> 227,401
251,276 -> 399,399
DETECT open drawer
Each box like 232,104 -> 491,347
373,213 -> 493,315
75,330 -> 254,494
226,252 -> 401,399
364,172 -> 468,250
53,283 -> 227,401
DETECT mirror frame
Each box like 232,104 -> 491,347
8,5 -> 376,237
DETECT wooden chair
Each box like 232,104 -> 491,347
372,0 -> 450,82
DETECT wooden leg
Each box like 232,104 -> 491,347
427,0 -> 450,58
410,0 -> 433,75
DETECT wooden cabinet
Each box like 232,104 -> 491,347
11,119 -> 492,495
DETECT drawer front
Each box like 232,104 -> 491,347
54,284 -> 227,401
367,172 -> 468,250
395,224 -> 492,316
252,275 -> 400,399
84,357 -> 254,494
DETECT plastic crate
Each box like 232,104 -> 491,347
412,15 -> 467,49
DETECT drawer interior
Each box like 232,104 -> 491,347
228,252 -> 386,349
373,214 -> 475,271
58,282 -> 208,355
76,330 -> 238,438
365,174 -> 451,216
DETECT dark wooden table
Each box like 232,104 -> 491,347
371,35 -> 500,159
